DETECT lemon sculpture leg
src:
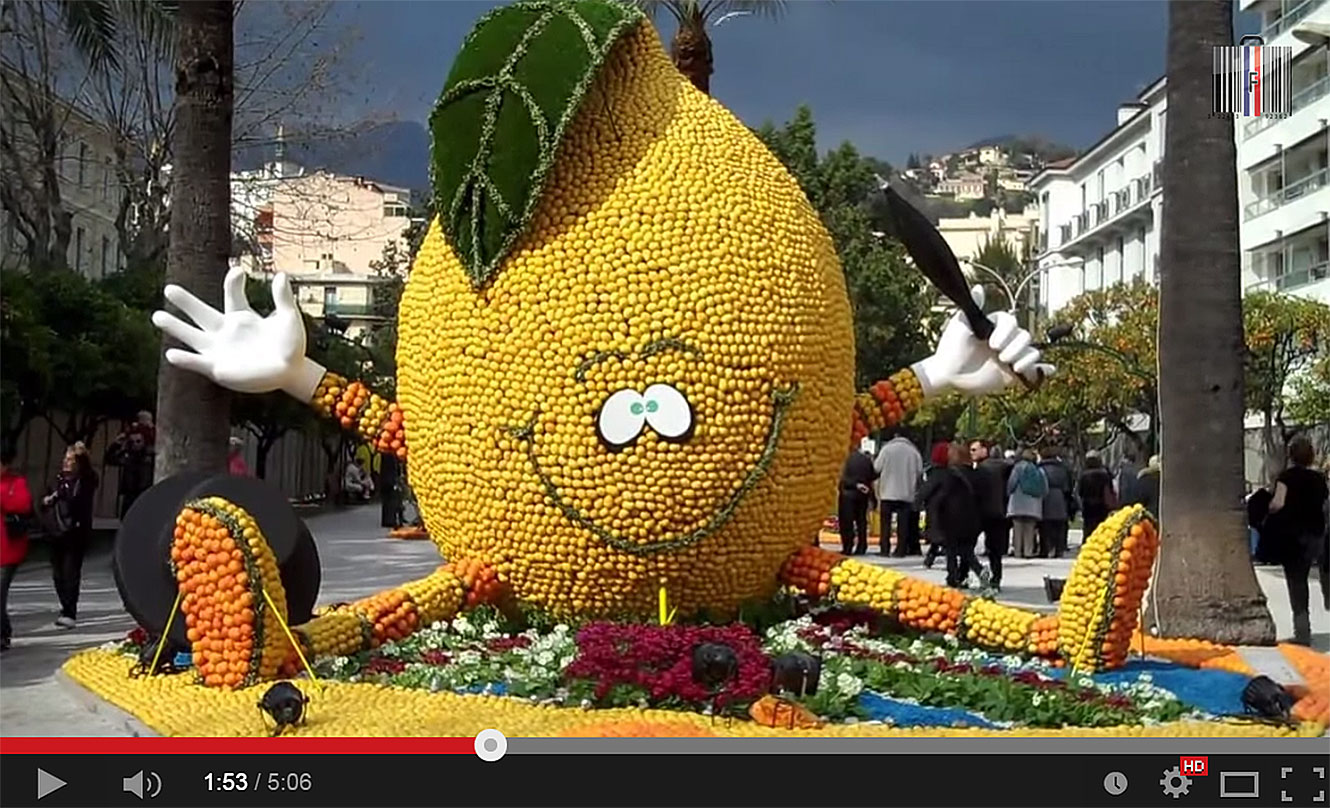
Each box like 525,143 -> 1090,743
398,5 -> 853,619
1057,505 -> 1160,672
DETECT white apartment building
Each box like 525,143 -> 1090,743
1237,0 -> 1330,301
1030,80 -> 1165,315
937,205 -> 1040,264
936,174 -> 986,200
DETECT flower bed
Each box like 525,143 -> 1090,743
74,604 -> 1325,738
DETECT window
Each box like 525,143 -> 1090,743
101,235 -> 110,277
323,286 -> 338,311
383,204 -> 408,218
1115,236 -> 1125,284
77,143 -> 88,187
1080,184 -> 1087,211
74,227 -> 85,271
1097,169 -> 1105,201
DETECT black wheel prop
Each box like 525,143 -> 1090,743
113,473 -> 322,646
112,472 -> 212,647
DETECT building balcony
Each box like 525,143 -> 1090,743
1050,172 -> 1155,252
1243,73 -> 1329,140
1244,166 -> 1329,219
1261,0 -> 1321,41
1151,160 -> 1163,192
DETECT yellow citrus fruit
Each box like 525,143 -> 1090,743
397,22 -> 852,618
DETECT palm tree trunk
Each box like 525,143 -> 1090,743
1150,0 -> 1276,644
153,0 -> 234,481
671,11 -> 714,94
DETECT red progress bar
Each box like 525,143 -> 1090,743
0,737 -> 475,754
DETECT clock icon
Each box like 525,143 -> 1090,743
1104,772 -> 1129,796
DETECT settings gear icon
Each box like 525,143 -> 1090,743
1160,766 -> 1193,798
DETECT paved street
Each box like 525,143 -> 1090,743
1,506 -> 1325,736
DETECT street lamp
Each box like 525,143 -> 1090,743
964,257 -> 1084,311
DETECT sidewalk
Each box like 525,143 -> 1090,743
2,510 -> 1325,736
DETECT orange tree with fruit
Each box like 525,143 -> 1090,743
142,0 -> 1182,690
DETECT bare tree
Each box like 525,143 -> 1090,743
0,1 -> 90,270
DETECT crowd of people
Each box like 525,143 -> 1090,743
837,432 -> 1172,594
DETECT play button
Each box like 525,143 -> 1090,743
37,768 -> 67,800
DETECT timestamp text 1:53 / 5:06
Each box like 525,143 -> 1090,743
204,773 -> 313,792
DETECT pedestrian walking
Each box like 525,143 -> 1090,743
1,442 -> 34,652
1037,447 -> 1075,558
42,444 -> 98,629
874,429 -> 923,556
227,437 -> 251,476
916,442 -> 984,588
1133,455 -> 1161,516
1076,451 -> 1117,542
921,442 -> 951,569
1265,437 -> 1328,646
1007,448 -> 1047,559
1115,450 -> 1142,512
837,446 -> 877,556
972,439 -> 1012,590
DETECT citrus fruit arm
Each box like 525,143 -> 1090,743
308,370 -> 406,461
779,546 -> 1059,659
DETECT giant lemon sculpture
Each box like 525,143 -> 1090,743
151,0 -> 1048,633
398,9 -> 851,617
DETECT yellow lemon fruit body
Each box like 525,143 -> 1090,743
398,22 -> 852,618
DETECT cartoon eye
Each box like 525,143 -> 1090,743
596,389 -> 647,449
643,383 -> 693,442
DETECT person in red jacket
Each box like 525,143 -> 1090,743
2,442 -> 34,651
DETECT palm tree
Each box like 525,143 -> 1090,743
153,0 -> 235,480
1150,0 -> 1276,644
634,0 -> 786,94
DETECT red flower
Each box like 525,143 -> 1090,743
420,649 -> 451,666
567,623 -> 772,708
127,626 -> 149,647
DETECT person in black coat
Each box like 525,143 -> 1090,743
1076,452 -> 1117,541
42,444 -> 98,629
971,440 -> 1011,589
1266,437 -> 1328,646
917,442 -> 984,588
837,447 -> 877,555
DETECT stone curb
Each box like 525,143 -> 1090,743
55,670 -> 160,737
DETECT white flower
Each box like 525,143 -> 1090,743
835,672 -> 863,697
536,650 -> 556,667
1138,673 -> 1153,683
1031,693 -> 1044,707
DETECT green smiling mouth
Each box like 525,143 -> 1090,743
506,383 -> 800,556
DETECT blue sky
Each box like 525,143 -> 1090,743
336,1 -> 1256,164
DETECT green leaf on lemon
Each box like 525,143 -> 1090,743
429,0 -> 645,289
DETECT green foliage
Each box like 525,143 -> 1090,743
1243,291 -> 1330,467
1288,355 -> 1330,430
975,280 -> 1159,453
756,105 -> 935,389
0,266 -> 158,444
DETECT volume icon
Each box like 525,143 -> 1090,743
123,770 -> 162,799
